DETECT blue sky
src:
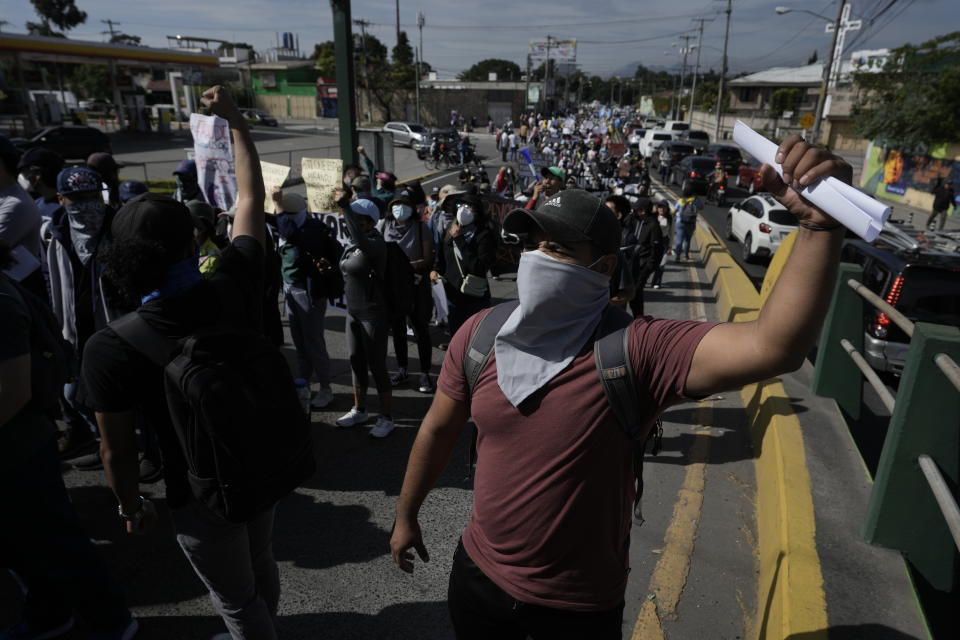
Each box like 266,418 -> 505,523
2,0 -> 955,78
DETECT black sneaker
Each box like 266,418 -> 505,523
139,456 -> 164,484
72,450 -> 103,471
390,368 -> 408,387
58,426 -> 97,460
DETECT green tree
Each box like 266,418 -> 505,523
853,31 -> 960,152
459,58 -> 522,82
806,50 -> 818,65
354,33 -> 419,122
768,87 -> 800,117
392,31 -> 414,66
68,63 -> 109,99
313,41 -> 337,77
110,33 -> 141,46
26,0 -> 87,37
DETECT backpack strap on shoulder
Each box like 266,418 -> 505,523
463,300 -> 520,395
109,311 -> 179,368
593,306 -> 642,439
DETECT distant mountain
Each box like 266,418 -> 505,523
608,60 -> 676,79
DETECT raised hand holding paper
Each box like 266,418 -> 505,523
732,120 -> 889,241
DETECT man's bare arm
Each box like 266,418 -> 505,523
391,390 -> 469,573
685,136 -> 851,397
96,410 -> 141,515
200,86 -> 265,246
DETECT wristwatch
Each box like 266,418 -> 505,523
118,496 -> 148,523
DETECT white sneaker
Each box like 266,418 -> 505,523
369,416 -> 396,438
418,373 -> 434,394
311,387 -> 334,409
335,408 -> 368,427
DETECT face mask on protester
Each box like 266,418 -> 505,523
493,249 -> 610,407
456,204 -> 476,226
392,203 -> 413,222
64,200 -> 107,266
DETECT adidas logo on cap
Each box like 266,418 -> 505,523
543,196 -> 562,208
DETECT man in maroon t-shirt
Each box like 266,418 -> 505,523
391,134 -> 852,639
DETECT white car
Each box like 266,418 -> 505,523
383,121 -> 429,147
724,194 -> 799,262
661,119 -> 691,140
639,129 -> 673,159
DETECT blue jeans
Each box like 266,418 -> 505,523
0,438 -> 130,632
284,284 -> 331,387
675,224 -> 694,259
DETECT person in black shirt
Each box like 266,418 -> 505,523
82,86 -> 280,640
928,178 -> 956,231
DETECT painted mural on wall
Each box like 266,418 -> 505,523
861,141 -> 960,211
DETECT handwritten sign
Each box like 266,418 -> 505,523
301,157 -> 343,213
260,161 -> 291,214
190,113 -> 236,211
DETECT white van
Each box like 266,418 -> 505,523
639,130 -> 674,159
661,120 -> 691,140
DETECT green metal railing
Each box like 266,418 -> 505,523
812,262 -> 960,591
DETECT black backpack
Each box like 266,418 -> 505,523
290,218 -> 345,302
679,200 -> 698,226
110,312 -> 316,523
463,300 -> 662,524
3,277 -> 75,420
379,240 -> 417,319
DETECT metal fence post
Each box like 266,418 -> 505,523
811,262 -> 864,419
864,322 -> 960,590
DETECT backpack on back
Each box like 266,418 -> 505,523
463,300 -> 662,524
678,200 -> 698,226
110,312 -> 316,523
4,277 -> 75,420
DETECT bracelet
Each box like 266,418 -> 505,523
118,496 -> 146,521
798,221 -> 843,232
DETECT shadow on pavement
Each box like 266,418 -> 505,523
786,625 -> 923,640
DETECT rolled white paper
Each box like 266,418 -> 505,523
732,120 -> 889,242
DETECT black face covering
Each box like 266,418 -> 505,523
177,174 -> 200,199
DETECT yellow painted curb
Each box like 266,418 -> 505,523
694,222 -> 828,639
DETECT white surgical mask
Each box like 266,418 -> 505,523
17,174 -> 33,192
392,203 -> 413,222
456,204 -> 475,226
494,250 -> 611,407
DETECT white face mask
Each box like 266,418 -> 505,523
392,203 -> 413,222
456,204 -> 475,226
17,174 -> 33,192
494,250 -> 611,407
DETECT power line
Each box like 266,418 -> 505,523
365,11 -> 714,30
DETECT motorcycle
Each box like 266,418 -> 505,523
707,182 -> 727,207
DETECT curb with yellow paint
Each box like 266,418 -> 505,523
694,221 -> 829,639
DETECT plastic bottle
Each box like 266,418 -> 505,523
294,378 -> 311,415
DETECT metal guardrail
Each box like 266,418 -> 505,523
935,353 -> 960,393
839,338 -> 897,413
846,279 -> 915,338
918,455 -> 960,553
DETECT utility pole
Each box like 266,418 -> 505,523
395,0 -> 401,51
688,17 -> 706,123
415,46 -> 421,124
544,35 -> 553,113
812,0 -> 859,144
417,11 -> 425,69
331,0 -> 358,165
714,0 -> 732,140
525,54 -> 531,110
676,34 -> 694,119
353,18 -> 370,124
101,19 -> 120,40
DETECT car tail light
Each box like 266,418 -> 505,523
759,223 -> 772,233
689,171 -> 697,178
870,275 -> 905,338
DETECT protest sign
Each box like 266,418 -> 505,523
190,113 -> 237,211
302,157 -> 343,213
260,161 -> 290,214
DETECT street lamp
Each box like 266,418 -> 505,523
775,7 -> 832,21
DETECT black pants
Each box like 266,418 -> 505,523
629,265 -> 654,318
0,438 -> 130,632
447,541 -> 624,640
391,279 -> 434,374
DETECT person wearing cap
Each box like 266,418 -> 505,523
430,193 -> 496,340
673,182 -> 701,262
626,198 -> 665,318
334,193 -> 395,437
87,151 -> 121,209
0,135 -> 45,299
392,135 -> 854,637
173,159 -> 206,204
82,86 -> 287,640
272,188 -> 341,410
118,180 -> 149,205
524,166 -> 566,211
426,186 -> 441,216
379,189 -> 436,394
16,146 -> 64,233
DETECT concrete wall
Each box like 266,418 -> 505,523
255,93 -> 316,119
418,87 -> 525,128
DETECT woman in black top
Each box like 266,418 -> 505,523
337,197 -> 394,438
378,190 -> 436,393
430,193 -> 497,339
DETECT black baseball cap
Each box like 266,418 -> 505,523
503,188 -> 620,255
111,193 -> 195,263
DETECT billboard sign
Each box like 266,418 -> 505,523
529,39 -> 576,63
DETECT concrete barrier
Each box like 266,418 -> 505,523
694,222 -> 829,639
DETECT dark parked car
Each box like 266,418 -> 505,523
669,156 -> 717,194
652,141 -> 694,169
241,109 -> 278,127
12,125 -> 111,160
705,144 -> 743,173
841,227 -> 960,375
678,129 -> 710,153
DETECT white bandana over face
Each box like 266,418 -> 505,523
494,250 -> 610,407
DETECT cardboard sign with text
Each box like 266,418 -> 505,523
260,161 -> 291,214
190,113 -> 237,211
301,158 -> 343,214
